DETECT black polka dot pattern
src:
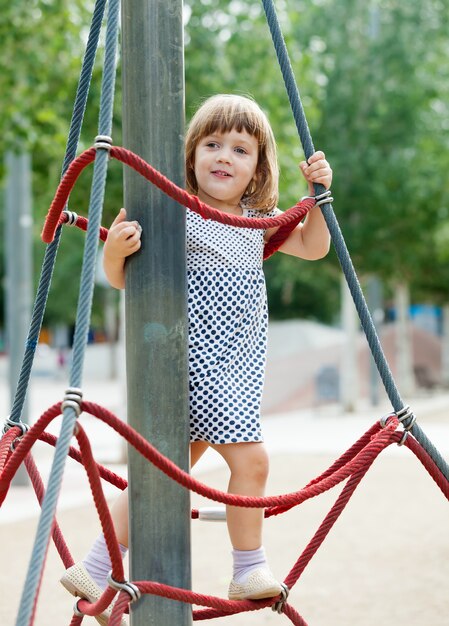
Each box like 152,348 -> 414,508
187,208 -> 278,445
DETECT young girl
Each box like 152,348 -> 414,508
61,94 -> 332,622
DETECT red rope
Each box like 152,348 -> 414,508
77,401 -> 399,510
2,402 -> 448,625
24,454 -> 74,569
266,420 -> 386,518
41,146 -> 315,257
0,403 -> 399,511
38,430 -> 128,491
60,211 -> 109,243
0,427 -> 16,473
74,423 -> 125,584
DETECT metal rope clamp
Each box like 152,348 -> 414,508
94,134 -> 113,152
301,189 -> 333,207
379,412 -> 396,429
395,405 -> 416,446
2,415 -> 29,436
314,189 -> 334,207
72,599 -> 85,618
61,387 -> 83,417
107,572 -> 142,603
272,582 -> 289,614
2,416 -> 30,451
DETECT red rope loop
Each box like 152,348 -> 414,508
2,401 -> 448,625
41,146 -> 316,255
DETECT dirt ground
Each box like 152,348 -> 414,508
2,447 -> 448,626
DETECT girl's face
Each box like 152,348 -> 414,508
193,128 -> 259,213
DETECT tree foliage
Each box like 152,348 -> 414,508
305,0 -> 449,287
1,0 -> 449,331
0,0 -> 122,327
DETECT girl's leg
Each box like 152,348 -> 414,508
109,440 -> 209,547
211,442 -> 282,600
211,442 -> 268,549
110,489 -> 129,547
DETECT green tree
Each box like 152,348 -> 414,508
0,0 -> 124,330
305,0 -> 449,287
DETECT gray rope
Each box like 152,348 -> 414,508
14,0 -> 120,623
261,0 -> 449,480
8,0 -> 108,430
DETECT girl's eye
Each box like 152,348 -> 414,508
206,141 -> 219,148
235,147 -> 247,155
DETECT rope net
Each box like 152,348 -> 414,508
2,397 -> 449,625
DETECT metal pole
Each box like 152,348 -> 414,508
121,2 -> 191,625
5,150 -> 33,486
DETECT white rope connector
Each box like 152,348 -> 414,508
198,506 -> 227,522
63,210 -> 78,226
94,134 -> 113,152
107,572 -> 142,603
61,387 -> 83,417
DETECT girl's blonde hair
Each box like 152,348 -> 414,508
185,94 -> 279,212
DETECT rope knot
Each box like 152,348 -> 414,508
107,572 -> 142,603
61,387 -> 83,417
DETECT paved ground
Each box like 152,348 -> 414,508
1,344 -> 449,625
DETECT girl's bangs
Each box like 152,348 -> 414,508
201,100 -> 266,143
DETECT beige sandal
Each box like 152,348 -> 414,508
228,567 -> 283,601
60,562 -> 127,626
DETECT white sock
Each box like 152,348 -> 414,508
232,546 -> 268,583
82,534 -> 128,590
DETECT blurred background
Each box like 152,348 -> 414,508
1,0 -> 449,414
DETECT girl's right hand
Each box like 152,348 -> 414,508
104,208 -> 142,259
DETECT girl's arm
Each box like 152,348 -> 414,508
265,151 -> 332,260
103,208 -> 142,289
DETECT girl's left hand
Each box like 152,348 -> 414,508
299,150 -> 332,195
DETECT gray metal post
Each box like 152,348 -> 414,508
4,151 -> 33,486
121,1 -> 191,625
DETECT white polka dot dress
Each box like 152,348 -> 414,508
187,207 -> 278,445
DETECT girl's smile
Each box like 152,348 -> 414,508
194,129 -> 259,213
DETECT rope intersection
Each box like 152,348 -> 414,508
1,401 -> 448,624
